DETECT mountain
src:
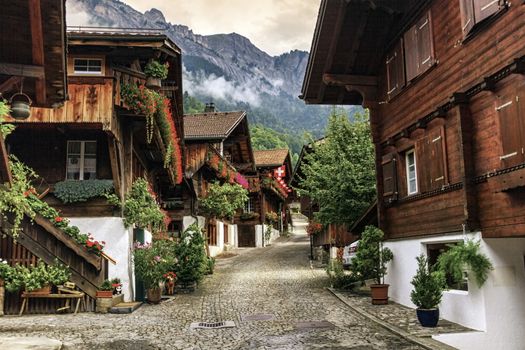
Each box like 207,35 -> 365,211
66,0 -> 359,153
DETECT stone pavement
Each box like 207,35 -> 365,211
0,219 -> 429,350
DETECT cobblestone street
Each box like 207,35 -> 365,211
0,226 -> 424,350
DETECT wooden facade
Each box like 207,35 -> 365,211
302,0 -> 525,240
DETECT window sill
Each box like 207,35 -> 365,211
444,289 -> 468,296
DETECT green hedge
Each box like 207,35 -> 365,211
54,180 -> 114,203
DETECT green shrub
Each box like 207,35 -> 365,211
123,178 -> 165,231
5,260 -> 70,292
410,255 -> 446,309
199,182 -> 248,220
351,225 -> 393,284
144,60 -> 169,79
54,180 -> 114,203
173,223 -> 207,284
99,279 -> 113,291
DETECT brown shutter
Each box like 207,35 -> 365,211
460,0 -> 475,35
386,40 -> 406,99
416,136 -> 431,193
416,11 -> 434,75
429,128 -> 447,190
474,0 -> 501,22
382,153 -> 398,200
404,24 -> 418,82
496,94 -> 523,168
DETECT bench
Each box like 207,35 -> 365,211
19,289 -> 85,316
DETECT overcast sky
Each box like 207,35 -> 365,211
124,0 -> 321,56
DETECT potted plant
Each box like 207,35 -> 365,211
144,60 -> 169,89
96,280 -> 114,298
5,261 -> 70,295
352,225 -> 393,304
410,254 -> 446,327
437,239 -> 493,288
173,223 -> 207,291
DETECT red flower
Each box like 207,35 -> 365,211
55,217 -> 63,223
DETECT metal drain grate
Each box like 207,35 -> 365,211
190,321 -> 236,329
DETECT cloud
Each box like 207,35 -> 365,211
123,0 -> 321,55
183,66 -> 261,106
66,2 -> 93,27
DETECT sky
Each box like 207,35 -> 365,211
124,0 -> 321,56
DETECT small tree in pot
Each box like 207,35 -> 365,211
351,225 -> 393,304
410,254 -> 446,327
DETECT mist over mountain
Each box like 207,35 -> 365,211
67,0 -> 359,153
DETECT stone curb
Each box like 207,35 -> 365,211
326,288 -> 457,350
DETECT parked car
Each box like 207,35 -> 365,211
342,240 -> 359,268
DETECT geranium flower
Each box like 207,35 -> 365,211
55,217 -> 63,223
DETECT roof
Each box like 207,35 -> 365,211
301,0 -> 420,105
254,149 -> 290,167
184,111 -> 246,140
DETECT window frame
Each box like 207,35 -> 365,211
460,0 -> 508,39
70,56 -> 105,76
66,140 -> 97,181
403,10 -> 435,83
405,149 -> 418,195
244,197 -> 255,213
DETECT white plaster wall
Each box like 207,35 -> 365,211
66,217 -> 152,302
183,216 -> 205,231
435,237 -> 525,350
383,232 -> 487,331
226,224 -> 238,249
208,221 -> 225,257
255,225 -> 264,248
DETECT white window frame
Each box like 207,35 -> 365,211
406,149 -> 418,195
73,58 -> 103,75
66,140 -> 97,180
244,197 -> 254,213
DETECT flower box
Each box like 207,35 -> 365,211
96,290 -> 113,298
26,285 -> 51,295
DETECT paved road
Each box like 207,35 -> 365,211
0,219 -> 423,350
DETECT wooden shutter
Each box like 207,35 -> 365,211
382,153 -> 398,200
404,25 -> 418,82
416,136 -> 431,193
496,93 -> 523,168
460,0 -> 475,35
386,40 -> 406,99
416,12 -> 434,75
429,128 -> 447,190
474,0 -> 501,22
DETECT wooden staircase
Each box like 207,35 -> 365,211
0,214 -> 108,314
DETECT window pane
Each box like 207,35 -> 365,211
67,141 -> 81,154
67,156 -> 81,180
84,141 -> 97,155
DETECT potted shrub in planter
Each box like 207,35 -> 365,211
410,254 -> 446,327
6,261 -> 70,295
173,223 -> 207,292
96,280 -> 114,298
144,60 -> 169,89
351,225 -> 393,305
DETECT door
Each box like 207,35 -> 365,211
237,225 -> 256,247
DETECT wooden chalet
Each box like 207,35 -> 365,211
302,0 -> 525,347
254,149 -> 293,244
183,109 -> 254,254
3,28 -> 184,304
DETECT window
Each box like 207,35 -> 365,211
406,149 -> 418,195
496,89 -> 525,168
416,128 -> 448,192
73,58 -> 102,75
244,197 -> 255,213
404,11 -> 435,82
460,0 -> 506,36
207,220 -> 217,246
427,243 -> 468,291
66,141 -> 97,180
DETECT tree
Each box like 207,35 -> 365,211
183,91 -> 205,114
298,108 -> 376,226
250,124 -> 288,151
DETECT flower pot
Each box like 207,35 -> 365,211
96,290 -> 113,298
370,284 -> 389,305
146,287 -> 162,304
27,285 -> 51,295
416,308 -> 440,327
10,93 -> 32,120
146,77 -> 162,90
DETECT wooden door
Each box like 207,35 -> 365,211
237,225 -> 255,247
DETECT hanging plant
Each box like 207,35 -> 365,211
0,99 -> 15,138
199,182 -> 248,220
123,178 -> 165,231
120,83 -> 159,143
144,60 -> 169,79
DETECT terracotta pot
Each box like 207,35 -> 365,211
96,290 -> 114,298
146,77 -> 161,90
147,287 -> 162,304
370,284 -> 389,305
27,285 -> 51,295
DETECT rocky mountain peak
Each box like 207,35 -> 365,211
144,8 -> 167,25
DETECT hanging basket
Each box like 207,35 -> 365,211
145,77 -> 162,90
9,92 -> 32,120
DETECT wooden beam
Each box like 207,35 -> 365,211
0,76 -> 21,94
455,103 -> 479,231
0,63 -> 44,78
0,135 -> 12,184
28,0 -> 46,105
107,135 -> 122,200
323,73 -> 377,87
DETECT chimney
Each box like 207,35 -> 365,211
204,102 -> 216,112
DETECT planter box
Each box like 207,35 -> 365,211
96,290 -> 113,298
174,281 -> 197,294
26,285 -> 51,295
96,294 -> 124,314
